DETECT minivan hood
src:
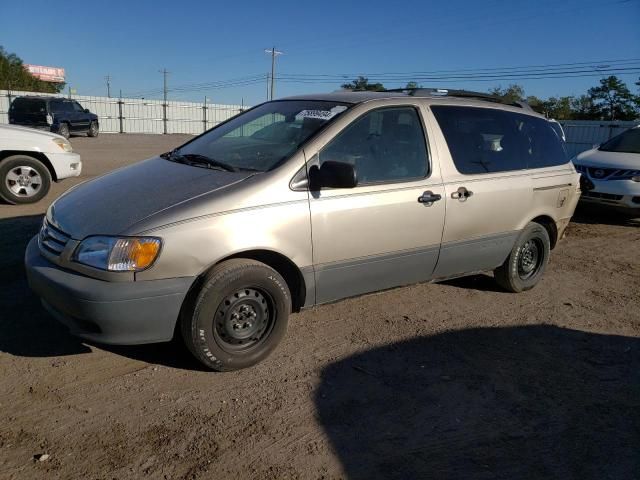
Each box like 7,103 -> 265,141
575,148 -> 640,169
48,157 -> 254,239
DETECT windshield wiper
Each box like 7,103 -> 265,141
162,150 -> 237,172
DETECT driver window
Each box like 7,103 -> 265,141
319,107 -> 429,184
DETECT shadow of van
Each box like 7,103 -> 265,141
316,325 -> 639,480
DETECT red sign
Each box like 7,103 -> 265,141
24,64 -> 66,83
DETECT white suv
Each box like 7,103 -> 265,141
0,124 -> 82,204
573,126 -> 640,215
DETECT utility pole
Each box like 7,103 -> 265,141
266,73 -> 270,101
105,75 -> 111,98
159,68 -> 170,134
264,47 -> 283,100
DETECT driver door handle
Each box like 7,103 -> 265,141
418,191 -> 442,205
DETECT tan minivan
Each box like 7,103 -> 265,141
26,89 -> 581,370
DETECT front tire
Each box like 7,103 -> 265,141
494,222 -> 551,293
180,259 -> 291,371
57,123 -> 70,139
0,155 -> 51,204
87,121 -> 99,137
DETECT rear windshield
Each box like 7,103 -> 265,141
599,128 -> 640,154
10,98 -> 47,114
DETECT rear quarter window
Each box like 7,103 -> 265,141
431,106 -> 568,174
10,98 -> 46,114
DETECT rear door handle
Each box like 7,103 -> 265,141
451,186 -> 473,201
418,191 -> 442,205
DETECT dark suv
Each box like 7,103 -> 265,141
9,96 -> 99,139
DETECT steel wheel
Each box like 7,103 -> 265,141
213,287 -> 275,352
518,238 -> 544,280
5,166 -> 43,199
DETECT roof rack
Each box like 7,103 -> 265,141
384,87 -> 532,111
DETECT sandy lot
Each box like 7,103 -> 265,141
0,134 -> 638,479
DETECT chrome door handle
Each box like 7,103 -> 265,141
451,187 -> 473,201
418,191 -> 442,205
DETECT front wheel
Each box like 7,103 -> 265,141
0,155 -> 51,204
180,259 -> 291,371
87,121 -> 99,137
494,222 -> 551,293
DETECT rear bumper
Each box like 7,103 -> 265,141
25,236 -> 195,345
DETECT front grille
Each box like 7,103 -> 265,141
575,163 -> 640,181
39,219 -> 71,256
581,191 -> 623,201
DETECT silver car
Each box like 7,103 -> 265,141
25,89 -> 581,371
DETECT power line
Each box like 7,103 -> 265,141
118,58 -> 640,98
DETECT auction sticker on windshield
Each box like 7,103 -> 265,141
296,105 -> 347,121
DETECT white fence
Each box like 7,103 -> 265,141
560,120 -> 638,158
0,90 -> 247,135
1,90 -> 637,154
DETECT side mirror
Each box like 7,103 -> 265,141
84,109 -> 90,113
310,161 -> 357,190
579,174 -> 595,192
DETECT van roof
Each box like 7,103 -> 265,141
280,89 -> 543,117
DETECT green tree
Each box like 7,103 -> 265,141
488,84 -> 525,103
570,95 -> 599,120
405,81 -> 420,89
341,76 -> 385,92
542,96 -> 574,120
587,75 -> 637,120
0,46 -> 65,93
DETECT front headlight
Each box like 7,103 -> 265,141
73,236 -> 162,272
52,138 -> 73,152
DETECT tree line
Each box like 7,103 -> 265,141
0,46 -> 65,94
342,75 -> 640,121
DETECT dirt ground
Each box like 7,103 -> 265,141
0,134 -> 638,480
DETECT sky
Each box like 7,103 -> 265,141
3,0 -> 640,105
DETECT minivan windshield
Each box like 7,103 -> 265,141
598,127 -> 640,154
171,100 -> 351,172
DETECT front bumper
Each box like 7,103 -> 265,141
579,178 -> 640,212
47,151 -> 82,180
25,236 -> 195,345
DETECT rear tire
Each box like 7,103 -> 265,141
0,155 -> 51,205
180,259 -> 291,371
494,222 -> 550,293
57,123 -> 70,139
87,121 -> 99,137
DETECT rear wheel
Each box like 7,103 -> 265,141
494,222 -> 550,293
87,121 -> 99,137
57,123 -> 70,139
180,259 -> 291,371
0,155 -> 51,204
